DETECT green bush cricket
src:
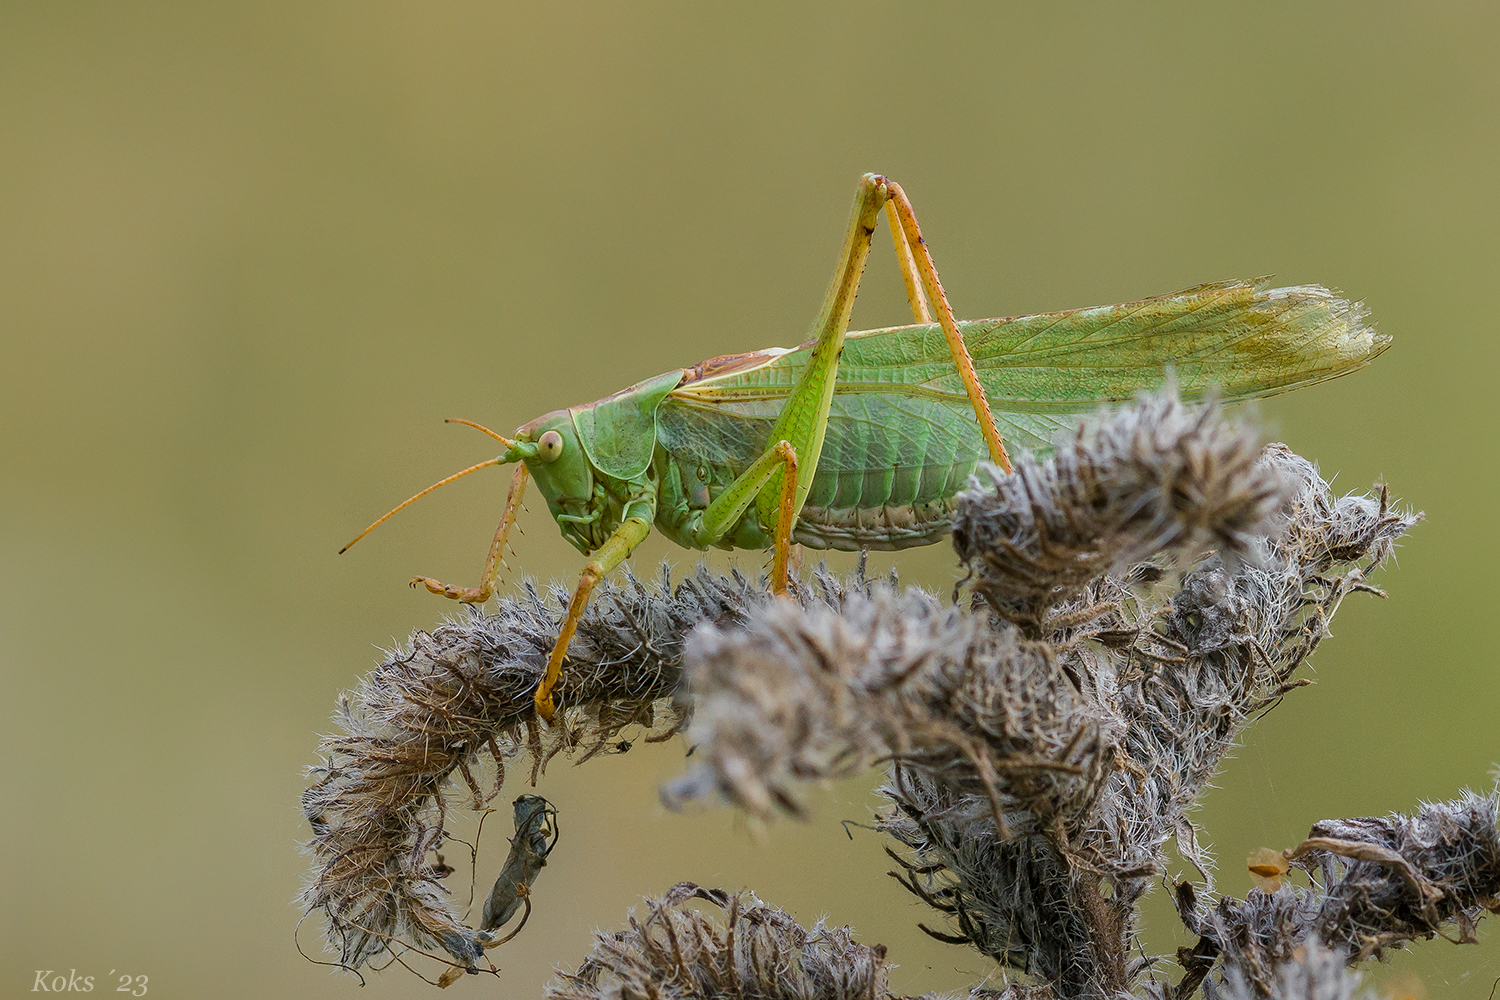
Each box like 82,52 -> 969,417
342,173 -> 1388,722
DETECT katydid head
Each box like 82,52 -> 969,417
514,410 -> 598,549
517,370 -> 687,553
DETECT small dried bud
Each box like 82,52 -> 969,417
1248,847 -> 1291,893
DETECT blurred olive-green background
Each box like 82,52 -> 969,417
2,4 -> 1497,997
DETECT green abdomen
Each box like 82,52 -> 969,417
788,392 -> 981,549
655,392 -> 988,551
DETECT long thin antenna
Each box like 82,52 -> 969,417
445,418 -> 514,447
340,457 -> 503,554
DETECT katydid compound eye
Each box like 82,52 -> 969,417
538,430 -> 564,463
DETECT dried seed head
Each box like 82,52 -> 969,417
299,565 -> 780,968
299,564 -> 888,970
664,587 -> 1111,835
1204,789 -> 1500,994
952,392 -> 1285,631
544,882 -> 894,1000
1218,939 -> 1375,1000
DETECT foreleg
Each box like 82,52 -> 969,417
412,463 -> 531,603
533,515 -> 652,721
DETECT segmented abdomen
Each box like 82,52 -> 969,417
792,495 -> 959,550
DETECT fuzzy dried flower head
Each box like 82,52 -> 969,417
544,882 -> 896,1000
952,391 -> 1284,632
1217,939 -> 1376,1000
1187,789 -> 1500,997
663,588 -> 1108,835
299,566 -> 782,968
299,563 -> 890,970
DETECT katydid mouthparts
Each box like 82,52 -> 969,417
342,173 -> 1389,722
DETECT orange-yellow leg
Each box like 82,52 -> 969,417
534,516 -> 653,722
885,199 -> 933,324
412,463 -> 530,603
768,440 -> 799,596
884,181 -> 1013,474
687,429 -> 803,594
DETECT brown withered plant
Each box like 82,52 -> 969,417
300,391 -> 1497,999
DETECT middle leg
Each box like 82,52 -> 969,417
755,172 -> 1013,552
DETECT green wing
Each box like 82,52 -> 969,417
668,278 -> 1387,460
655,278 -> 1387,522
